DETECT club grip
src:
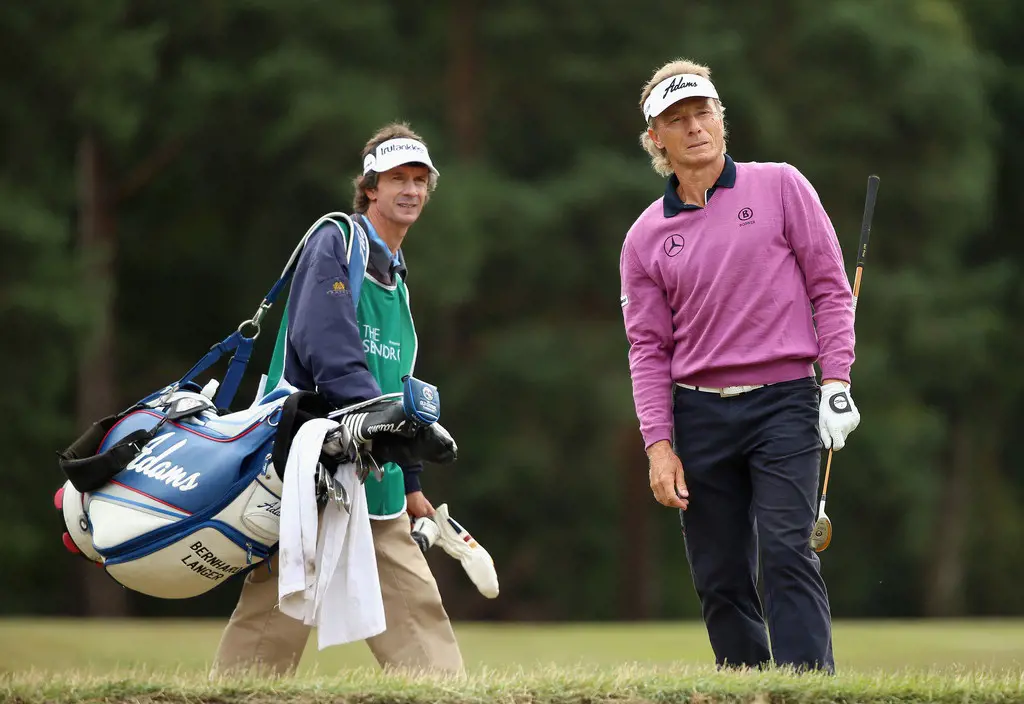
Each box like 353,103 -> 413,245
856,175 -> 879,269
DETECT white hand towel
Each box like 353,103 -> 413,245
277,418 -> 385,648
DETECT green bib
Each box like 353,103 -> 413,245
265,216 -> 416,519
357,272 -> 418,518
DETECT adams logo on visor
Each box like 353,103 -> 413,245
642,73 -> 720,121
363,138 -> 440,177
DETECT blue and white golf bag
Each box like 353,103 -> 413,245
54,213 -> 456,600
57,386 -> 298,599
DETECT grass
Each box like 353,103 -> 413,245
5,666 -> 1024,704
2,618 -> 1023,703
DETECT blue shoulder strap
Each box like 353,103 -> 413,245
139,213 -> 369,411
262,213 -> 369,394
332,214 -> 369,305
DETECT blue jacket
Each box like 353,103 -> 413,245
283,220 -> 423,492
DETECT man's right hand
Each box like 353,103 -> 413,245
647,440 -> 688,510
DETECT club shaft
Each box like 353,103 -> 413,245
853,267 -> 864,301
826,174 -> 878,474
821,448 -> 833,496
850,175 -> 878,315
817,176 -> 879,546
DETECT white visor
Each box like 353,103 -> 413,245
643,74 -> 720,122
362,137 -> 439,177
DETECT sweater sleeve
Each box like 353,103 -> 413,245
620,239 -> 675,449
780,164 -> 856,383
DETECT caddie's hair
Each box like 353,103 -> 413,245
352,122 -> 439,213
638,58 -> 728,177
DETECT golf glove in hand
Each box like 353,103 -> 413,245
411,504 -> 499,599
819,381 -> 860,450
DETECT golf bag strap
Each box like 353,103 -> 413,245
266,309 -> 290,398
153,222 -> 325,411
57,410 -> 155,493
213,332 -> 253,410
265,214 -> 365,393
165,330 -> 253,410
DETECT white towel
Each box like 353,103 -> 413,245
277,418 -> 385,649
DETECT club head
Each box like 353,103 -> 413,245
810,515 -> 832,552
164,393 -> 215,422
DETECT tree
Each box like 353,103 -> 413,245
4,0 -> 1023,620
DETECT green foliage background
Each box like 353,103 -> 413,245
3,0 -> 1022,620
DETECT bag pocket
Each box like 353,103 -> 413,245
103,522 -> 270,599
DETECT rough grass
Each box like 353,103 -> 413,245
2,619 -> 1023,703
5,666 -> 1024,704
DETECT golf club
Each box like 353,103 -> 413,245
811,173 -> 879,553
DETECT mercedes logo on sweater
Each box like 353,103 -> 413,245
663,234 -> 685,257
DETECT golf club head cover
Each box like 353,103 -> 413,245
335,395 -> 420,442
401,376 -> 440,425
430,503 -> 499,599
330,377 -> 442,442
372,421 -> 458,466
326,376 -> 457,469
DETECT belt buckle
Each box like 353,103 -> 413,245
721,384 -> 766,397
721,385 -> 759,397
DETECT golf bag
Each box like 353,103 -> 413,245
53,213 -> 456,600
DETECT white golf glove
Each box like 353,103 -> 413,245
411,503 -> 499,599
819,381 -> 860,450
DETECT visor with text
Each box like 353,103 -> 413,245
643,74 -> 720,121
363,138 -> 439,177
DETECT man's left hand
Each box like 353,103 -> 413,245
406,491 -> 435,518
819,380 -> 860,450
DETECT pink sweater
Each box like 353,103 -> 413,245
619,158 -> 855,449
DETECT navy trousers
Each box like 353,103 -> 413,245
673,376 -> 834,672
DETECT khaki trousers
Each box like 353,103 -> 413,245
210,515 -> 463,677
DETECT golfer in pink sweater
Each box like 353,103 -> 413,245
619,58 -> 861,673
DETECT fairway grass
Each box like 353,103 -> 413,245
2,618 -> 1023,703
2,618 -> 1022,674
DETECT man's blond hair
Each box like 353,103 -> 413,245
638,59 -> 728,177
352,122 -> 439,213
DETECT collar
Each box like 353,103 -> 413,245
662,154 -> 737,217
360,214 -> 407,279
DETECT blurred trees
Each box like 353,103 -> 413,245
2,0 -> 1022,621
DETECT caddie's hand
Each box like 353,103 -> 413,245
647,440 -> 688,510
406,491 -> 435,518
819,380 -> 861,451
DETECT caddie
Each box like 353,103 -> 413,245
618,58 -> 861,673
212,123 -> 463,677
